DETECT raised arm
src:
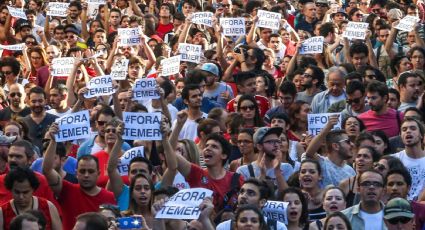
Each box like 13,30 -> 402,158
305,114 -> 339,160
44,15 -> 51,41
169,111 -> 187,150
81,1 -> 90,41
286,42 -> 301,75
246,16 -> 258,46
177,15 -> 192,45
130,0 -> 144,17
365,30 -> 378,68
71,87 -> 88,113
106,122 -> 125,198
385,22 -> 398,60
158,116 -> 177,188
414,23 -> 425,48
65,58 -> 84,106
140,35 -> 156,72
343,37 -> 351,64
42,123 -> 63,197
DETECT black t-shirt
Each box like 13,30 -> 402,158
21,113 -> 58,153
0,106 -> 31,127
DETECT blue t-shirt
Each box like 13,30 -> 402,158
31,156 -> 77,175
118,185 -> 130,211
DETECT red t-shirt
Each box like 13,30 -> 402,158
186,164 -> 244,212
227,95 -> 270,117
358,109 -> 404,138
59,180 -> 116,230
1,196 -> 53,230
93,150 -> 130,187
156,23 -> 174,39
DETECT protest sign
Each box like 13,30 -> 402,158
256,10 -> 281,30
155,188 -> 213,219
123,112 -> 162,140
7,6 -> 26,20
55,110 -> 90,142
343,22 -> 369,40
117,146 -> 144,176
191,12 -> 213,27
395,16 -> 420,32
220,18 -> 245,36
0,43 -> 24,51
51,57 -> 75,77
161,56 -> 180,76
111,58 -> 129,80
87,4 -> 99,19
87,0 -> 106,4
47,2 -> 70,17
178,43 -> 202,64
300,36 -> 324,54
262,201 -> 288,224
133,78 -> 160,100
118,28 -> 141,46
307,113 -> 342,135
84,75 -> 116,98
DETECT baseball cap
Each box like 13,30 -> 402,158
64,24 -> 79,35
331,8 -> 348,18
316,0 -> 329,5
0,135 -> 16,146
384,198 -> 414,220
387,9 -> 403,20
253,127 -> 283,145
200,63 -> 219,77
15,19 -> 32,32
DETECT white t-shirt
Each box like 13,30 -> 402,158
392,150 -> 425,200
171,112 -> 208,141
47,108 -> 72,117
328,93 -> 346,106
236,161 -> 295,182
216,217 -> 287,230
359,209 -> 384,230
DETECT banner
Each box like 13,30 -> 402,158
220,18 -> 245,36
191,12 -> 214,27
178,43 -> 202,64
300,36 -> 324,54
7,6 -> 26,20
55,110 -> 91,142
0,43 -> 24,51
133,78 -> 160,100
111,58 -> 129,80
84,75 -> 115,98
117,146 -> 145,176
155,188 -> 213,219
51,57 -> 75,77
307,113 -> 342,135
343,22 -> 369,40
256,10 -> 281,30
161,56 -> 180,76
123,112 -> 162,140
47,2 -> 70,17
262,201 -> 288,224
395,16 -> 420,32
118,28 -> 141,46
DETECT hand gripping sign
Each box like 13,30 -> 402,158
155,188 -> 213,219
55,110 -> 91,142
307,113 -> 342,135
395,16 -> 420,32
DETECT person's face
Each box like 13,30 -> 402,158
240,78 -> 257,95
20,27 -> 32,37
398,58 -> 412,74
359,0 -> 369,10
323,189 -> 346,213
8,146 -> 29,168
118,92 -> 128,111
8,85 -> 24,107
29,93 -> 46,115
269,37 -> 281,51
371,4 -> 386,17
26,14 -> 35,24
66,32 -> 78,46
260,133 -> 282,159
30,50 -> 44,68
373,136 -> 387,155
255,76 -> 267,94
104,125 -> 118,145
367,91 -> 386,112
352,53 -> 368,70
358,171 -> 384,203
182,3 -> 194,16
238,183 -> 262,207
263,51 -> 275,65
336,134 -> 354,159
292,74 -> 303,92
239,100 -> 256,121
304,3 -> 317,19
280,134 -> 289,152
202,139 -> 226,167
175,82 -> 185,97
347,90 -> 365,112
296,103 -> 311,123
237,132 -> 254,155
280,30 -> 290,44
0,9 -> 9,22
344,117 -> 361,137
77,159 -> 100,190
401,120 -> 422,147
411,50 -> 425,70
128,63 -> 143,79
326,216 -> 349,230
333,13 -> 346,22
94,32 -> 107,45
387,93 -> 400,110
69,6 -> 80,19
355,148 -> 374,173
377,29 -> 390,43
132,177 -> 152,206
327,72 -> 344,96
236,210 -> 261,230
278,92 -> 295,110
159,5 -> 171,17
284,193 -> 303,223
260,29 -> 272,42
176,142 -> 189,159
205,73 -> 216,87
5,125 -> 21,138
12,179 -> 34,208
49,88 -> 64,109
46,46 -> 60,63
386,173 -> 410,200
128,162 -> 150,182
28,1 -> 38,10
401,76 -> 422,101
299,162 -> 321,189
301,68 -> 315,89
96,114 -> 113,137
316,3 -> 329,16
54,29 -> 65,40
407,8 -> 419,17
271,118 -> 287,129
110,12 -> 121,26
185,89 -> 202,108
374,158 -> 389,176
352,10 -> 364,22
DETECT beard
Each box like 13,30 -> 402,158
265,150 -> 276,159
302,81 -> 313,89
370,103 -> 384,112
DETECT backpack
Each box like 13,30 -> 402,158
223,173 -> 241,210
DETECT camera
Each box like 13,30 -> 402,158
117,217 -> 142,229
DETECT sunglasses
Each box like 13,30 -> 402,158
97,120 -> 107,126
240,105 -> 255,111
346,97 -> 362,104
359,181 -> 383,187
387,217 -> 412,225
10,92 -> 22,98
67,35 -> 75,39
105,128 -> 116,134
338,138 -> 351,144
354,13 -> 363,17
1,71 -> 13,75
316,3 -> 328,7
25,41 -> 36,45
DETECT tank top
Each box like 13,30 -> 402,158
2,196 -> 53,230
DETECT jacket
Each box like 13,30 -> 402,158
341,202 -> 387,230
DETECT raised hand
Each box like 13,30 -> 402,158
176,110 -> 188,126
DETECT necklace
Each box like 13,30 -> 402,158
14,197 -> 34,215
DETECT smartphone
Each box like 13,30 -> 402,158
117,217 -> 142,229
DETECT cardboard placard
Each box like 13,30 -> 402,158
220,18 -> 246,36
256,10 -> 281,30
55,110 -> 91,142
122,112 -> 162,140
307,113 -> 342,135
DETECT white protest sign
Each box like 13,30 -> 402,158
0,43 -> 24,51
178,43 -> 202,64
191,12 -> 214,27
47,2 -> 70,17
300,36 -> 324,54
343,22 -> 369,40
55,110 -> 91,142
87,4 -> 99,19
117,146 -> 144,176
220,18 -> 245,36
161,56 -> 180,76
123,112 -> 162,140
51,57 -> 75,77
118,28 -> 141,46
87,0 -> 106,4
111,58 -> 129,80
84,75 -> 116,98
395,16 -> 420,32
133,78 -> 160,100
155,188 -> 213,219
256,10 -> 281,30
307,113 -> 342,135
262,201 -> 288,224
7,6 -> 26,20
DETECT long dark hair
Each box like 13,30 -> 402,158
324,211 -> 352,230
234,204 -> 268,230
281,187 -> 309,228
127,174 -> 154,214
237,94 -> 265,127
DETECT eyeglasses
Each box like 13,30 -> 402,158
338,138 -> 351,144
263,139 -> 282,145
387,217 -> 412,225
359,181 -> 383,187
225,56 -> 234,61
303,73 -> 313,78
67,35 -> 75,39
221,3 -> 230,7
97,120 -> 107,126
105,128 -> 116,134
354,13 -> 363,17
10,92 -> 22,98
359,2 -> 368,5
240,105 -> 255,111
237,140 -> 253,145
25,41 -> 36,45
1,71 -> 13,76
374,163 -> 387,171
5,132 -> 19,137
348,2 -> 358,5
346,97 -> 362,104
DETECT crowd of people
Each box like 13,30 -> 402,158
0,0 -> 424,229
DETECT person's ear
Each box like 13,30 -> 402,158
259,198 -> 267,208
